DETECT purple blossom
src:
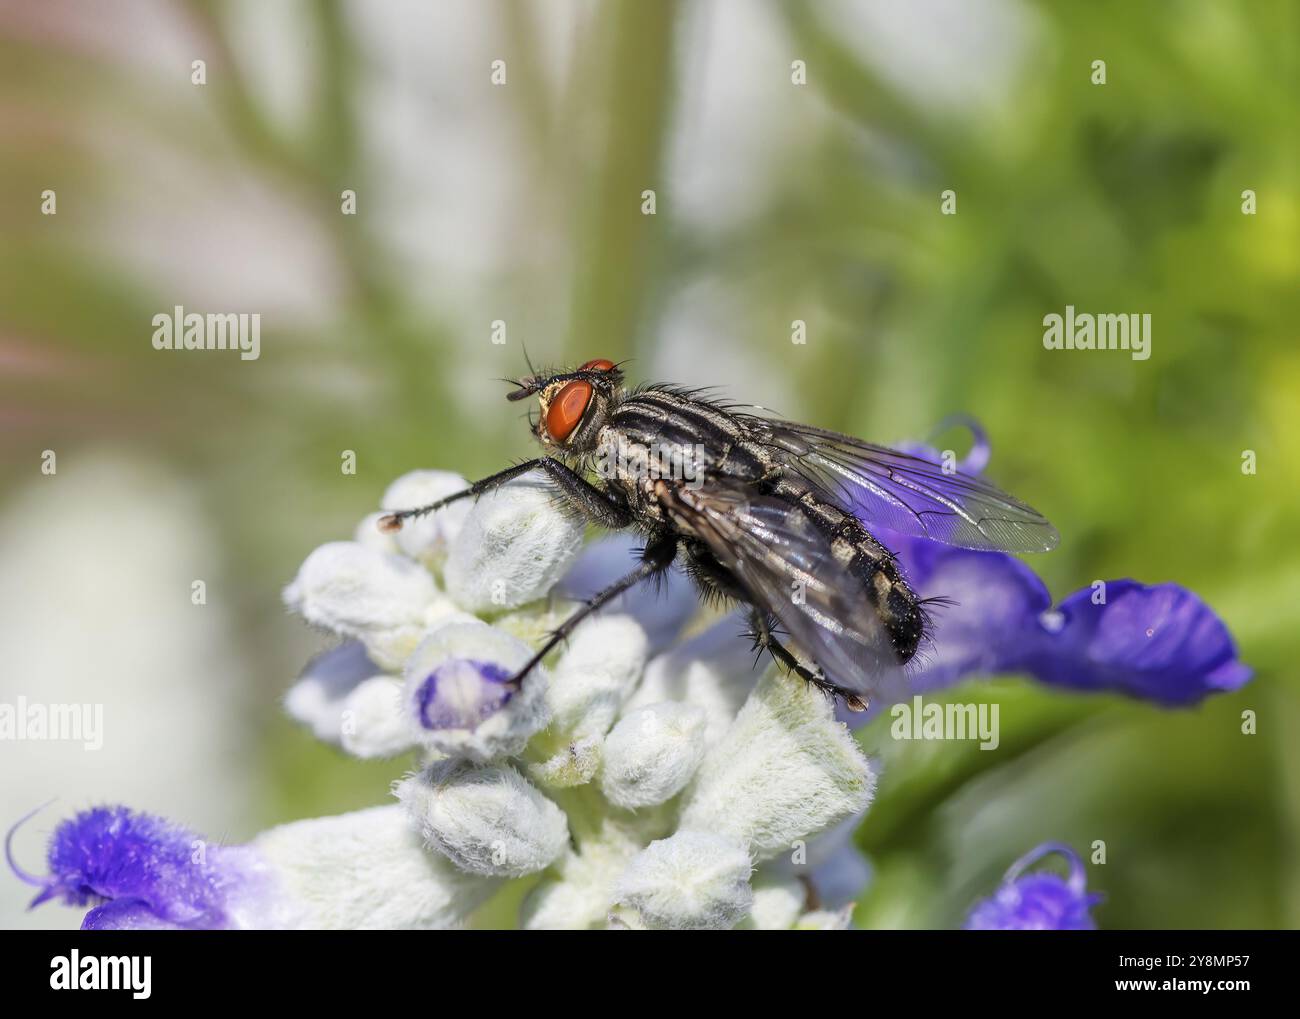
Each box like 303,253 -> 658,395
412,658 -> 516,730
965,842 -> 1102,930
7,804 -> 255,930
878,424 -> 1249,706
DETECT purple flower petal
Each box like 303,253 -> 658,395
413,658 -> 515,730
893,537 -> 1052,691
873,421 -> 1250,707
12,805 -> 257,930
1020,581 -> 1252,706
896,414 -> 990,476
965,842 -> 1102,930
81,899 -> 182,930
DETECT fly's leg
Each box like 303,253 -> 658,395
748,609 -> 869,712
378,459 -> 544,531
535,459 -> 634,529
378,457 -> 631,532
507,532 -> 678,688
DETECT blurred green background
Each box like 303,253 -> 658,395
0,0 -> 1296,929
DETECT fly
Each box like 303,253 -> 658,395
378,359 -> 1058,711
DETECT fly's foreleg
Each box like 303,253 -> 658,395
378,459 -> 545,531
507,532 -> 678,688
378,457 -> 631,532
534,459 -> 634,529
748,609 -> 868,712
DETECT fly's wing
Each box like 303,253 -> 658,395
739,415 -> 1059,553
669,482 -> 897,697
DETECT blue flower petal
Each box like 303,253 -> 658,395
875,421 -> 1250,707
1020,581 -> 1252,706
14,805 -> 256,930
81,899 -> 181,930
888,534 -> 1051,691
412,658 -> 515,730
965,842 -> 1102,930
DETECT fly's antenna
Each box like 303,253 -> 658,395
504,342 -> 549,402
506,378 -> 545,402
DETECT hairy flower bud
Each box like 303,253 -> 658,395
339,676 -> 416,759
283,541 -> 438,670
443,475 -> 585,611
600,702 -> 707,809
381,470 -> 472,565
397,762 -> 568,877
680,673 -> 874,861
402,621 -> 549,762
613,830 -> 753,930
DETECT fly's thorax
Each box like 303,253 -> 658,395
591,424 -> 711,495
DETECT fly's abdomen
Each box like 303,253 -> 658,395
795,488 -> 926,665
862,547 -> 925,663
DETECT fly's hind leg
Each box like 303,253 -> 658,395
747,609 -> 869,712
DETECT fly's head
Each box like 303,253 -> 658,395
507,358 -> 624,456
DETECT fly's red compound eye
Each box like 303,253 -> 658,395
580,358 -> 616,372
546,380 -> 593,441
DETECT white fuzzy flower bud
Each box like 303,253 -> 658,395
744,878 -> 807,930
283,641 -> 379,744
796,906 -> 855,930
529,615 -> 649,787
624,612 -> 764,746
355,511 -> 400,554
521,872 -> 606,931
520,823 -> 654,930
613,830 -> 753,930
339,676 -> 416,759
381,470 -> 472,565
283,541 -> 438,670
600,702 -> 707,809
396,762 -> 568,878
442,474 -> 585,612
679,673 -> 874,861
250,804 -> 496,929
402,621 -> 549,762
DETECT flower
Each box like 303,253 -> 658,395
17,467 -> 877,929
8,804 -> 250,929
8,802 -> 500,930
965,842 -> 1102,930
402,621 -> 550,762
600,702 -> 709,809
612,830 -> 754,929
881,424 -> 1250,707
14,438 -> 1245,930
396,761 -> 570,877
